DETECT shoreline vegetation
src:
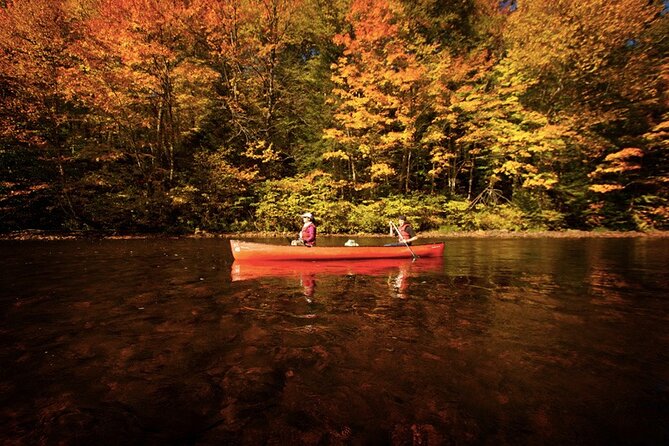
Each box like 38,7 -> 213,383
2,229 -> 668,241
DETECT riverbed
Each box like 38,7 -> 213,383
1,237 -> 667,444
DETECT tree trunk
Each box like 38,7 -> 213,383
468,161 -> 474,201
405,149 -> 412,193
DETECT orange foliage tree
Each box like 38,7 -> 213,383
0,0 -> 72,145
0,0 -> 82,224
64,0 -> 218,185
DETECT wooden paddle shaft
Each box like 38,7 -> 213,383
390,221 -> 418,259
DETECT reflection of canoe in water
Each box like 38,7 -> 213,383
230,239 -> 445,261
230,257 -> 444,281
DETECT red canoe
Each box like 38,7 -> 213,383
229,239 -> 445,261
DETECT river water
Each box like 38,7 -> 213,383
1,236 -> 668,445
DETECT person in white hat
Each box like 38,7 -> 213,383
291,212 -> 317,246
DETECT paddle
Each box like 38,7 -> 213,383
389,221 -> 418,260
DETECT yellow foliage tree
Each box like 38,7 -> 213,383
454,59 -> 572,202
324,0 -> 428,194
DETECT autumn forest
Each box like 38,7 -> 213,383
1,0 -> 667,234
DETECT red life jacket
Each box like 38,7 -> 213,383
398,223 -> 412,242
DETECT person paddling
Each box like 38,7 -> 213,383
291,212 -> 317,247
385,215 -> 418,247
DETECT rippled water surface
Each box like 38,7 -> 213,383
1,237 -> 668,445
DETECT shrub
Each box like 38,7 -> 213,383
630,195 -> 669,231
254,171 -> 345,231
440,200 -> 470,230
254,183 -> 451,233
535,209 -> 566,230
312,201 -> 355,233
459,204 -> 529,231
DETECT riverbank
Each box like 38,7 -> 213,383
2,228 -> 668,241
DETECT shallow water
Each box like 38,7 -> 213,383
1,237 -> 668,445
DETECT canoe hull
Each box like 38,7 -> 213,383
230,239 -> 444,261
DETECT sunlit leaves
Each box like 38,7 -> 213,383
325,0 -> 427,192
452,59 -> 572,193
322,150 -> 350,161
370,162 -> 395,180
589,184 -> 625,194
505,0 -> 659,78
243,140 -> 281,163
0,0 -> 72,145
589,148 -> 644,192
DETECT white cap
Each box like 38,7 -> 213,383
301,212 -> 313,219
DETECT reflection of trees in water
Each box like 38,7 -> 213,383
587,268 -> 632,309
6,237 -> 669,444
221,268 -> 505,442
0,259 -> 540,444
